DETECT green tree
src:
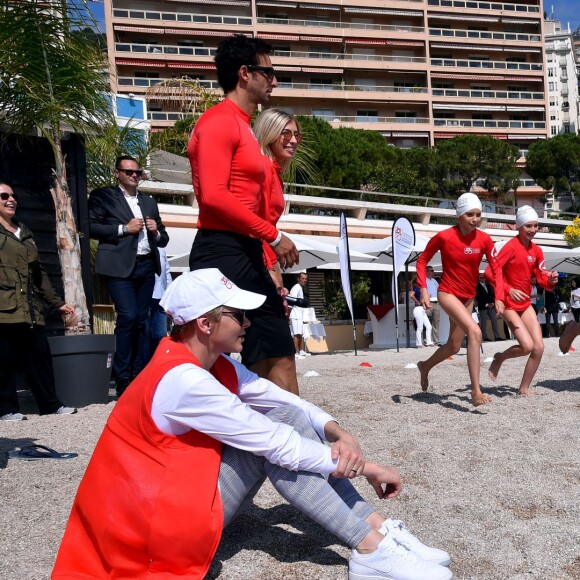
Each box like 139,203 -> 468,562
526,134 -> 580,205
0,0 -> 113,333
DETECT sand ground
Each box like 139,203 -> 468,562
1,337 -> 579,579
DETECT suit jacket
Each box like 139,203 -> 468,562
475,281 -> 495,310
89,186 -> 169,278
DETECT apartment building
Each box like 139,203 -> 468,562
545,19 -> 580,136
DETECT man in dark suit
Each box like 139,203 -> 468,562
89,156 -> 169,396
475,274 -> 501,341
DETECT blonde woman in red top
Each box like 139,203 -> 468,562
484,206 -> 558,395
416,193 -> 500,406
253,108 -> 303,393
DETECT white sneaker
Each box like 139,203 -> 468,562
55,406 -> 78,415
0,412 -> 27,421
380,519 -> 451,566
349,534 -> 452,580
295,353 -> 305,360
299,350 -> 311,357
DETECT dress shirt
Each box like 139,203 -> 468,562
426,277 -> 439,301
117,187 -> 156,256
151,354 -> 338,474
152,249 -> 172,300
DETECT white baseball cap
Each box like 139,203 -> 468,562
456,193 -> 482,217
160,268 -> 266,325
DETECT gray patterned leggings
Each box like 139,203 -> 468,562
217,405 -> 375,548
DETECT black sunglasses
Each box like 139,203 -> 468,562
247,64 -> 277,81
116,168 -> 144,177
0,191 -> 17,201
280,129 -> 303,143
221,309 -> 245,327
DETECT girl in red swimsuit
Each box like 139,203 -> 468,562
416,193 -> 500,406
485,205 -> 558,395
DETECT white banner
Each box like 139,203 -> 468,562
391,217 -> 416,320
338,212 -> 354,322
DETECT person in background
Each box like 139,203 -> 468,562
543,287 -> 560,338
416,193 -> 500,406
530,275 -> 538,312
187,34 -> 299,395
52,269 -> 451,580
475,273 -> 501,342
569,278 -> 580,322
409,278 -> 433,348
485,206 -> 558,396
89,155 -> 169,397
146,247 -> 172,359
0,182 -> 77,421
424,266 -> 440,345
288,271 -> 310,359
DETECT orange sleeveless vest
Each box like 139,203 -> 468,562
52,337 -> 239,578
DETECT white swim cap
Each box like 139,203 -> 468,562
456,193 -> 482,217
515,205 -> 539,228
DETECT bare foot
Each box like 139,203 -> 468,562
488,354 -> 502,382
472,392 -> 492,406
517,388 -> 534,397
417,360 -> 429,392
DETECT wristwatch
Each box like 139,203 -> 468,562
122,224 -> 129,235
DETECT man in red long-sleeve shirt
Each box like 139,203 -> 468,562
188,35 -> 301,394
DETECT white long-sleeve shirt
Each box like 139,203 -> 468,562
151,355 -> 338,474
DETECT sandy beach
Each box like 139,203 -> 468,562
1,336 -> 580,579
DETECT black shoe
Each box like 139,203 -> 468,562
116,379 -> 130,398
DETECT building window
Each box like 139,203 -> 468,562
356,110 -> 379,122
312,109 -> 335,120
564,124 -> 570,133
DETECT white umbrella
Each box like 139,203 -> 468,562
356,235 -> 442,269
284,233 -> 373,273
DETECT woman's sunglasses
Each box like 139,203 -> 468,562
280,129 -> 303,143
221,309 -> 246,326
0,192 -> 17,201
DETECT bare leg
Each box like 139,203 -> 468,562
249,355 -> 299,395
418,292 -> 490,405
559,320 -> 580,354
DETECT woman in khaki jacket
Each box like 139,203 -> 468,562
0,182 -> 77,421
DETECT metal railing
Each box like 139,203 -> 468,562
115,43 -> 216,57
257,17 -> 424,34
434,118 -> 546,129
427,0 -> 540,13
118,77 -> 221,90
430,57 -> 542,71
312,115 -> 430,124
432,88 -> 544,100
273,50 -> 425,63
277,82 -> 428,93
112,9 -> 252,26
430,28 -> 541,42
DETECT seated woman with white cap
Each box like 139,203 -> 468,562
485,205 -> 559,395
52,268 -> 452,580
415,193 -> 501,406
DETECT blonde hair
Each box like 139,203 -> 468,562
253,108 -> 300,163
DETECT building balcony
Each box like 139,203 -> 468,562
433,118 -> 546,130
429,28 -> 541,43
427,0 -> 540,14
308,115 -> 430,130
118,77 -> 220,91
430,57 -> 542,72
272,50 -> 426,68
255,16 -> 424,35
431,88 -> 545,101
112,8 -> 252,27
115,43 -> 217,59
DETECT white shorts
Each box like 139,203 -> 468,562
290,319 -> 304,336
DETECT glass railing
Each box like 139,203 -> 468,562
430,57 -> 542,71
112,9 -> 252,26
257,16 -> 424,33
147,111 -> 189,121
116,43 -> 217,57
431,88 -> 544,100
433,118 -> 546,129
277,82 -> 428,93
310,115 -> 430,124
274,50 -> 425,63
427,0 -> 539,13
430,28 -> 541,42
